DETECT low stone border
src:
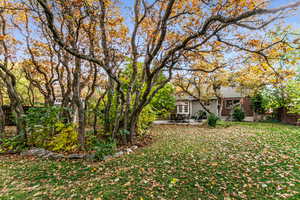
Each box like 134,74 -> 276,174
20,145 -> 139,161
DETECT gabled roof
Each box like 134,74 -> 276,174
175,87 -> 246,101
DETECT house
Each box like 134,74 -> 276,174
175,87 -> 254,120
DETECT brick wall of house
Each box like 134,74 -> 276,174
242,98 -> 254,116
221,97 -> 253,116
278,108 -> 300,126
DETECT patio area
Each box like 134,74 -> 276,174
152,119 -> 205,125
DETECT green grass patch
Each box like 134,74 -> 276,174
0,122 -> 299,199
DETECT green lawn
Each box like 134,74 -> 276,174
1,122 -> 299,199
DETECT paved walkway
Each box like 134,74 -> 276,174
153,119 -> 205,125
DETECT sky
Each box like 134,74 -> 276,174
270,0 -> 300,29
119,0 -> 300,30
11,0 -> 300,60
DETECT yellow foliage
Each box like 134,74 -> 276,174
49,123 -> 78,152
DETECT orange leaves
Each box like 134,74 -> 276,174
212,0 -> 267,16
247,39 -> 261,47
14,10 -> 27,23
235,34 -> 246,40
0,35 -> 7,41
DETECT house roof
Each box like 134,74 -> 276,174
219,87 -> 244,98
175,87 -> 245,101
175,96 -> 198,101
175,95 -> 217,101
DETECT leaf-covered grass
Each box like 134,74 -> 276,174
1,122 -> 299,199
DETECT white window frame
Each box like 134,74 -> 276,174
176,101 -> 189,114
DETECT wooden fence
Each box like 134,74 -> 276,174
277,107 -> 300,126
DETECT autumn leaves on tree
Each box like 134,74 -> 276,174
0,0 -> 299,148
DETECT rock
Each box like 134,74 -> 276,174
20,148 -> 66,159
131,145 -> 138,150
42,152 -> 56,158
84,153 -> 96,161
113,151 -> 124,157
103,155 -> 112,160
49,153 -> 65,159
21,148 -> 50,157
125,148 -> 133,153
67,154 -> 85,159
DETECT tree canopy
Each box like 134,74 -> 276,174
0,0 -> 300,147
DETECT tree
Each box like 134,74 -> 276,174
150,83 -> 176,117
0,1 -> 27,140
0,83 -> 4,136
28,0 -> 300,143
174,69 -> 231,115
285,80 -> 300,114
251,92 -> 265,121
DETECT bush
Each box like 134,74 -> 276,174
137,105 -> 157,134
193,110 -> 207,120
25,106 -> 62,147
232,107 -> 245,122
24,106 -> 78,152
49,123 -> 78,152
93,138 -> 117,160
0,135 -> 26,153
208,114 -> 219,127
251,93 -> 265,114
150,83 -> 176,117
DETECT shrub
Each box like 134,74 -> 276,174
251,93 -> 265,114
48,123 -> 78,152
0,135 -> 26,153
93,138 -> 117,160
193,110 -> 207,120
232,107 -> 245,122
150,83 -> 176,117
208,114 -> 219,127
137,105 -> 157,134
24,106 -> 78,152
25,106 -> 62,147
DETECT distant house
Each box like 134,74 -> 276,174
175,87 -> 253,120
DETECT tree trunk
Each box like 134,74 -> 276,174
0,90 -> 4,136
128,114 -> 138,144
104,78 -> 113,133
77,103 -> 85,148
73,57 -> 85,149
218,98 -> 224,118
199,100 -> 211,114
0,105 -> 5,137
14,104 -> 26,139
4,76 -> 27,140
92,94 -> 105,135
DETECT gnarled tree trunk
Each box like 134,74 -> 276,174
0,105 -> 4,137
73,57 -> 85,149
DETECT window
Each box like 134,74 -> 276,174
233,100 -> 240,105
184,105 -> 189,113
225,100 -> 233,109
176,101 -> 189,114
178,105 -> 183,113
225,99 -> 240,109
